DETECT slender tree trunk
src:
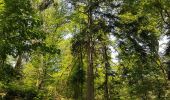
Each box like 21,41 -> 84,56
37,55 -> 46,90
104,73 -> 109,100
15,54 -> 22,70
80,46 -> 84,100
103,45 -> 110,100
87,37 -> 94,100
86,0 -> 94,99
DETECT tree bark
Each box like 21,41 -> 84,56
103,45 -> 110,100
15,54 -> 22,71
86,0 -> 94,100
87,37 -> 94,100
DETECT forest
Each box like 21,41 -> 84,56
0,0 -> 170,100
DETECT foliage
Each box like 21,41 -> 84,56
0,0 -> 169,100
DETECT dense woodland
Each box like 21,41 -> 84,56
0,0 -> 170,100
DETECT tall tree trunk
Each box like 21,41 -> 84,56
86,0 -> 94,99
36,55 -> 46,90
103,45 -> 110,100
87,37 -> 94,100
79,46 -> 84,100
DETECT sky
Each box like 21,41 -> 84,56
158,35 -> 169,55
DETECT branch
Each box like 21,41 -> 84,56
39,0 -> 54,11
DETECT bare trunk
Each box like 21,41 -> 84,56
87,38 -> 94,100
103,45 -> 110,100
36,55 -> 46,90
15,55 -> 22,70
86,0 -> 94,99
104,73 -> 109,100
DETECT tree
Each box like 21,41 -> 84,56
115,0 -> 167,99
0,0 -> 169,99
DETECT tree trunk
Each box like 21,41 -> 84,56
15,54 -> 22,70
103,45 -> 110,100
36,55 -> 46,90
87,38 -> 94,100
86,0 -> 94,99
